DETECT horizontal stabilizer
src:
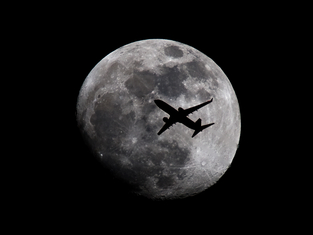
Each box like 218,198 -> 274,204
192,123 -> 214,138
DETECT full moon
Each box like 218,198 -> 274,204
76,39 -> 241,200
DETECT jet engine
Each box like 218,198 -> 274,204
178,107 -> 184,113
163,117 -> 169,123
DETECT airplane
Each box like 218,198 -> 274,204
154,98 -> 214,138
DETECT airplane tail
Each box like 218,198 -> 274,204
192,119 -> 214,138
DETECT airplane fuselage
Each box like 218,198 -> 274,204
154,99 -> 214,137
171,114 -> 198,130
155,100 -> 198,130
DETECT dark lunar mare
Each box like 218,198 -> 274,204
124,59 -> 219,102
87,91 -> 192,197
184,59 -> 219,89
125,69 -> 156,99
164,45 -> 184,58
156,65 -> 188,99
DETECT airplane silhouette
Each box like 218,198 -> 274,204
154,98 -> 214,138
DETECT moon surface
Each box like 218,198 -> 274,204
76,39 -> 241,200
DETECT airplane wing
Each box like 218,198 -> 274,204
157,118 -> 176,135
154,100 -> 177,115
183,98 -> 213,116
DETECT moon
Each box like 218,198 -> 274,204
76,39 -> 241,200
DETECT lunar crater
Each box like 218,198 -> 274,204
164,45 -> 184,58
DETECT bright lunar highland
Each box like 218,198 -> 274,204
76,39 -> 241,200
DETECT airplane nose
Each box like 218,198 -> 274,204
154,100 -> 161,105
154,99 -> 164,108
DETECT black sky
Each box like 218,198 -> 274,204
22,8 -> 293,230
